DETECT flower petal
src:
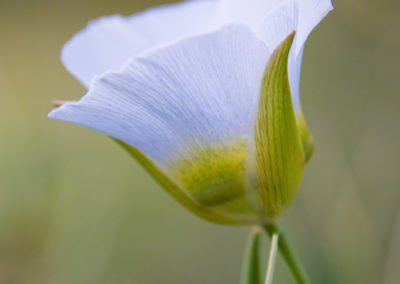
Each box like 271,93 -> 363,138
50,24 -> 271,166
215,0 -> 332,110
215,0 -> 333,54
62,0 -> 219,87
296,0 -> 333,54
51,24 -> 274,222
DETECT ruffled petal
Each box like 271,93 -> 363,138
50,24 -> 270,166
62,0 -> 219,87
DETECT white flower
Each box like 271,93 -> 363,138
49,0 -> 333,224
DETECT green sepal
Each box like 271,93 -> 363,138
111,138 -> 248,225
296,111 -> 315,163
254,32 -> 305,219
241,227 -> 262,284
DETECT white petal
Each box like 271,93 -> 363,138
62,0 -> 219,87
213,0 -> 288,29
288,45 -> 304,111
257,3 -> 302,110
214,0 -> 333,54
257,2 -> 298,54
296,0 -> 333,54
50,24 -> 270,166
214,0 -> 332,110
234,2 -> 301,110
290,0 -> 333,109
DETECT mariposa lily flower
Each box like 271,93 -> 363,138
49,0 -> 332,225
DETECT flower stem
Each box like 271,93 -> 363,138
265,232 -> 279,284
262,223 -> 311,284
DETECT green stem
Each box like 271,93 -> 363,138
262,223 -> 311,284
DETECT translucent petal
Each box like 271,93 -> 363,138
50,24 -> 271,167
62,0 -> 219,87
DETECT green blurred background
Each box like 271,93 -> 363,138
0,0 -> 399,283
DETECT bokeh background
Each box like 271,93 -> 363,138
0,0 -> 399,283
